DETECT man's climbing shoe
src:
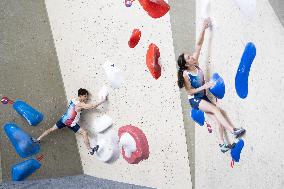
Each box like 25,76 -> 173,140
219,143 -> 231,153
90,145 -> 99,155
233,128 -> 246,138
31,137 -> 40,143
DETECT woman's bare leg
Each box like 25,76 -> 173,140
207,113 -> 225,144
199,100 -> 234,133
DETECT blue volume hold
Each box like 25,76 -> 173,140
4,123 -> 40,158
209,73 -> 225,99
13,100 -> 44,126
190,109 -> 205,126
231,139 -> 244,162
11,159 -> 41,181
235,42 -> 256,99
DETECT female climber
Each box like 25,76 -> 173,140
32,88 -> 107,155
177,18 -> 245,153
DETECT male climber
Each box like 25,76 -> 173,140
33,88 -> 107,155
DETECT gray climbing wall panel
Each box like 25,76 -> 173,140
0,0 -> 82,181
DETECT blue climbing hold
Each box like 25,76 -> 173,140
13,100 -> 44,126
235,42 -> 256,99
4,123 -> 40,158
11,159 -> 41,181
209,73 -> 225,99
231,139 -> 244,162
190,109 -> 205,126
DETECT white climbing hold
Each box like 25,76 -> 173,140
92,115 -> 113,133
233,0 -> 256,19
201,0 -> 211,19
95,133 -> 119,162
119,132 -> 137,158
102,61 -> 124,89
98,86 -> 109,101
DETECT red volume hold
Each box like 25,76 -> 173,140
118,125 -> 149,164
138,0 -> 170,19
146,43 -> 161,80
128,29 -> 141,48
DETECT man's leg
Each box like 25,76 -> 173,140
37,124 -> 58,142
77,127 -> 99,155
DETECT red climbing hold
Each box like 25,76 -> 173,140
128,29 -> 141,48
206,122 -> 212,133
118,125 -> 149,164
36,154 -> 44,161
125,0 -> 135,7
146,43 -> 161,79
138,0 -> 170,19
231,159 -> 235,168
1,96 -> 14,104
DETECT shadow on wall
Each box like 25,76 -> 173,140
168,0 -> 196,187
269,0 -> 284,28
0,0 -> 83,181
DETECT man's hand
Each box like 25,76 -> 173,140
101,94 -> 108,102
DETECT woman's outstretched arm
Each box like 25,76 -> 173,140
192,18 -> 211,61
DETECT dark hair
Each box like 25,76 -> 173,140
78,88 -> 89,96
177,53 -> 187,88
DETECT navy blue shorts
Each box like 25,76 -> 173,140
56,120 -> 80,133
189,95 -> 211,109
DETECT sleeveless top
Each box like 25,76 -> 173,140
184,66 -> 206,99
61,98 -> 81,127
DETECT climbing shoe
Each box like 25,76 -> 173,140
233,128 -> 246,138
219,143 -> 231,153
90,145 -> 99,155
31,137 -> 40,143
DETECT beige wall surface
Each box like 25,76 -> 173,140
195,0 -> 284,189
44,0 -> 192,188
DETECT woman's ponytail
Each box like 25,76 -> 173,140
177,53 -> 187,88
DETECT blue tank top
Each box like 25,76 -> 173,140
185,67 -> 205,99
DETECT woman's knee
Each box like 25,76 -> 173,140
209,114 -> 221,127
211,106 -> 221,115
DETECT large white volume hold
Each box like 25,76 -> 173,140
95,133 -> 119,163
93,115 -> 113,133
119,132 -> 137,158
201,0 -> 211,19
102,61 -> 124,89
233,0 -> 256,19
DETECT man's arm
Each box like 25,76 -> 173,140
192,18 -> 211,61
77,99 -> 106,111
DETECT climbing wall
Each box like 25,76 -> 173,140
44,0 -> 192,188
195,0 -> 284,188
0,0 -> 83,181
